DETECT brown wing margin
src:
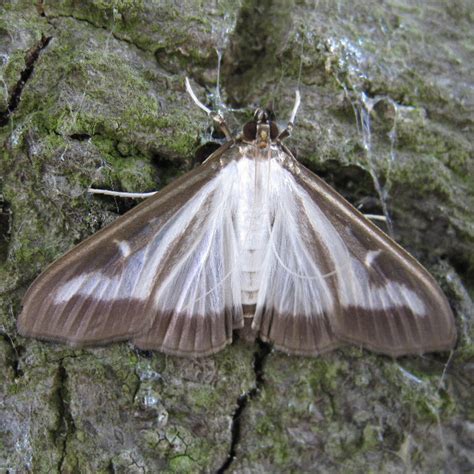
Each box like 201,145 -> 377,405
17,142 -> 242,356
289,157 -> 456,357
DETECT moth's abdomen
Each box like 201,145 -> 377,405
235,156 -> 272,313
241,246 -> 266,307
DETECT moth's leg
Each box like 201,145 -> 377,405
185,77 -> 233,141
88,188 -> 157,199
211,113 -> 233,141
278,90 -> 301,141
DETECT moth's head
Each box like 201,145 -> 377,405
242,108 -> 280,148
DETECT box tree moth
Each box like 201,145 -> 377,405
17,79 -> 456,357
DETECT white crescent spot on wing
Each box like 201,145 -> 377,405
115,240 -> 131,258
364,249 -> 382,267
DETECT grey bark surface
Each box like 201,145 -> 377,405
0,1 -> 473,472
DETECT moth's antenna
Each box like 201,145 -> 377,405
185,77 -> 233,141
278,90 -> 301,141
185,77 -> 212,115
215,48 -> 223,107
289,90 -> 301,125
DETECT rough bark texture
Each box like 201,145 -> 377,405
1,1 -> 473,472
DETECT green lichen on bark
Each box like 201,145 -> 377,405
1,0 -> 473,472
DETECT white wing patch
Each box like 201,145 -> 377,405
338,256 -> 426,315
253,157 -> 336,318
53,246 -> 147,304
153,162 -> 243,316
53,163 -> 244,318
251,153 -> 427,320
53,273 -> 117,304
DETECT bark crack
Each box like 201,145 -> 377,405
36,0 -> 46,17
52,359 -> 76,472
0,35 -> 52,127
45,12 -> 148,53
220,0 -> 291,104
0,194 -> 11,264
217,340 -> 271,473
0,331 -> 22,378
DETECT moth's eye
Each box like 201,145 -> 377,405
243,121 -> 257,140
270,121 -> 279,139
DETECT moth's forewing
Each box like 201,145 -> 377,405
260,151 -> 456,356
18,144 -> 244,356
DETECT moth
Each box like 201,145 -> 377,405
17,79 -> 456,357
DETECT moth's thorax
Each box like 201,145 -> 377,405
236,142 -> 286,163
255,122 -> 271,148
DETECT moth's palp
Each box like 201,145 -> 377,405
364,214 -> 387,222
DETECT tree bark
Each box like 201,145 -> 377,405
0,1 -> 473,472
